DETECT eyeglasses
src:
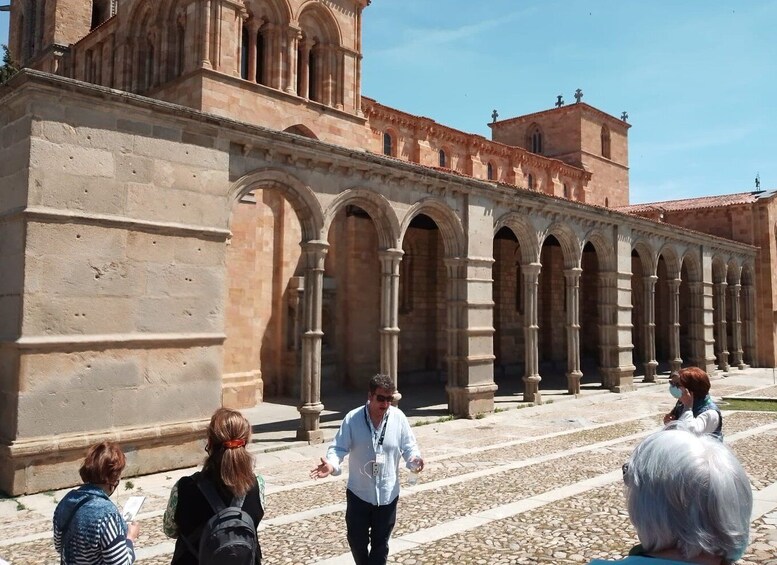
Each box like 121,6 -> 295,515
374,394 -> 393,403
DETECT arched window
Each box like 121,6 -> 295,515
529,125 -> 543,154
383,132 -> 393,156
487,162 -> 494,180
605,197 -> 609,208
601,125 -> 611,159
439,149 -> 447,168
256,28 -> 265,85
528,174 -> 535,190
308,45 -> 319,102
563,183 -> 569,198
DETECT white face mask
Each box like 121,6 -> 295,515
669,384 -> 682,399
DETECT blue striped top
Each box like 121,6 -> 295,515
53,484 -> 135,565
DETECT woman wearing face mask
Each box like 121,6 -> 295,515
53,441 -> 140,565
662,367 -> 722,440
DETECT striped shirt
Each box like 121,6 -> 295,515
53,484 -> 135,565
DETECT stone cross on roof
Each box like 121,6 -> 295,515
756,173 -> 761,190
621,111 -> 629,122
491,109 -> 498,123
574,88 -> 583,103
555,95 -> 564,108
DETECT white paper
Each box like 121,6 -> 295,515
121,496 -> 145,522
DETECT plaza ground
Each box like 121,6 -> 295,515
2,368 -> 777,564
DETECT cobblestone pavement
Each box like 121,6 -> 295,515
2,368 -> 777,564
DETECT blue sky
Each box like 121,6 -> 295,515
2,1 -> 775,204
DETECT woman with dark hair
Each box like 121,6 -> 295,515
163,407 -> 265,564
53,441 -> 140,565
664,366 -> 722,439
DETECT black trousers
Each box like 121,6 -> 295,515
345,489 -> 398,565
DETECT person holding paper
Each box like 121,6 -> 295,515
53,441 -> 140,565
309,374 -> 424,565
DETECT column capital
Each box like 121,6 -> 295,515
521,262 -> 542,276
301,239 -> 329,254
378,248 -> 404,261
563,267 -> 583,279
667,278 -> 681,291
247,17 -> 263,33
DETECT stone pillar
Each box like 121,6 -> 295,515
246,20 -> 259,83
564,268 -> 583,394
284,28 -> 299,94
714,281 -> 729,370
668,278 -> 683,372
643,275 -> 658,382
730,283 -> 744,369
688,281 -> 704,366
261,24 -> 274,85
299,39 -> 311,99
334,47 -> 344,110
379,249 -> 403,399
297,240 -> 328,443
522,262 -> 541,403
445,256 -> 498,417
742,284 -> 756,366
323,44 -> 333,107
200,0 -> 212,68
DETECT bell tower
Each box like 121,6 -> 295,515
8,0 -> 116,72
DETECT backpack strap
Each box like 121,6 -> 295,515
196,475 -> 228,513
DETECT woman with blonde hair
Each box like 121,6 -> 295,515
53,441 -> 140,564
163,407 -> 265,564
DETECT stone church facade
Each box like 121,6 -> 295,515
0,0 -> 766,494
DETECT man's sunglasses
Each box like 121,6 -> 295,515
374,394 -> 393,403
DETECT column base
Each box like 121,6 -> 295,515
297,402 -> 325,444
566,371 -> 583,395
446,383 -> 498,418
643,360 -> 658,383
670,359 -> 683,373
605,366 -> 636,393
522,375 -> 542,404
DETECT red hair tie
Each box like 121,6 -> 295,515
222,439 -> 246,449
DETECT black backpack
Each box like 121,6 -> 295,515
182,476 -> 258,565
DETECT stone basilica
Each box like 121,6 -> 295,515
0,0 -> 774,494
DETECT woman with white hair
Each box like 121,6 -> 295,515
588,427 -> 752,564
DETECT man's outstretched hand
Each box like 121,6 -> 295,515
310,457 -> 334,479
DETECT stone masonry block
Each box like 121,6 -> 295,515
22,294 -> 137,335
29,139 -> 115,180
25,222 -> 128,262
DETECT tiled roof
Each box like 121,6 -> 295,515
618,191 -> 767,214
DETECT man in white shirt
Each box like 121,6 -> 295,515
310,374 -> 424,565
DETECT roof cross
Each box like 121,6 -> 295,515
574,88 -> 584,103
491,109 -> 499,123
555,95 -> 564,108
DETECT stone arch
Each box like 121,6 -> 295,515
284,124 -> 318,139
400,199 -> 465,259
126,0 -> 157,92
711,255 -> 728,283
680,250 -> 702,283
494,212 -> 540,264
323,189 -> 401,251
228,168 -> 324,242
657,244 -> 681,279
246,0 -> 292,24
540,222 -> 581,269
582,227 -> 616,272
632,239 -> 657,276
296,2 -> 342,44
159,0 -> 192,80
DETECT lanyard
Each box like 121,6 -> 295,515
364,405 -> 388,449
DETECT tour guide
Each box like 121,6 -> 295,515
310,373 -> 424,565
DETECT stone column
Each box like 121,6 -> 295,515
246,20 -> 260,83
261,24 -> 274,85
564,268 -> 583,394
379,249 -> 403,399
284,27 -> 299,94
444,258 -> 463,407
714,281 -> 729,370
334,47 -> 344,110
742,284 -> 756,366
598,272 -> 618,388
522,263 -> 541,403
296,240 -> 328,443
322,44 -> 333,107
688,282 -> 704,366
730,283 -> 744,369
299,39 -> 311,99
643,275 -> 658,382
668,278 -> 683,372
200,0 -> 212,68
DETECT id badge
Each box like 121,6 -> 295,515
373,452 -> 385,477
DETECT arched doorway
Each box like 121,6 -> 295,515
493,227 -> 524,387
